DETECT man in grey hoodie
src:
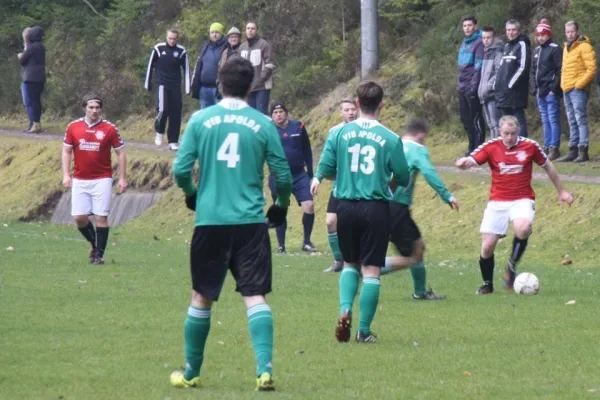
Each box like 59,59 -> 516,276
478,26 -> 504,139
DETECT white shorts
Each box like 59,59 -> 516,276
71,178 -> 113,217
479,199 -> 535,236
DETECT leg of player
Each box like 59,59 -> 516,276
407,240 -> 446,300
300,200 -> 316,252
478,233 -> 500,294
356,264 -> 380,343
94,216 -> 109,265
324,211 -> 343,272
336,261 -> 359,342
504,218 -> 532,290
243,295 -> 275,391
74,215 -> 96,263
154,85 -> 168,146
268,175 -> 286,253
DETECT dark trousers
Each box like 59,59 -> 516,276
247,90 -> 270,114
500,107 -> 528,137
154,85 -> 183,144
458,91 -> 486,152
26,82 -> 44,123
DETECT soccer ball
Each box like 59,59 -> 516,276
513,272 -> 540,295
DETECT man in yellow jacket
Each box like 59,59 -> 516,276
558,21 -> 597,163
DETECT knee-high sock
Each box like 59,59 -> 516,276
184,306 -> 211,380
275,220 -> 286,249
247,303 -> 274,376
95,227 -> 109,257
358,277 -> 381,335
509,237 -> 528,270
77,222 -> 96,247
339,266 -> 360,315
327,231 -> 342,261
410,261 -> 427,295
479,255 -> 495,284
302,213 -> 314,244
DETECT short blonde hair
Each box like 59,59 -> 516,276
22,27 -> 30,44
499,115 -> 519,131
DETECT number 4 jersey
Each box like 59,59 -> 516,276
316,118 -> 410,200
173,98 -> 293,226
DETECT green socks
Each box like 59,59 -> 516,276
184,306 -> 211,380
410,261 -> 427,296
247,303 -> 274,376
358,277 -> 380,335
339,266 -> 360,315
328,231 -> 343,262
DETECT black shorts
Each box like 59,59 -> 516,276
327,192 -> 339,214
190,223 -> 272,301
336,199 -> 390,266
389,202 -> 422,257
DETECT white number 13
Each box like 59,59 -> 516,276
217,133 -> 240,168
348,144 -> 376,175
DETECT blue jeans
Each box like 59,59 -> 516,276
247,90 -> 271,114
536,94 -> 561,147
500,107 -> 528,137
199,86 -> 218,109
563,89 -> 589,147
21,82 -> 34,122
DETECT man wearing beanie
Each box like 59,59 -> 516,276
240,22 -> 275,114
218,27 -> 242,71
268,102 -> 317,253
532,19 -> 563,160
191,22 -> 227,109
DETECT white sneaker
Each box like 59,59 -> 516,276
168,143 -> 179,151
154,133 -> 164,146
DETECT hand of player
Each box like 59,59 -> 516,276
310,178 -> 320,196
17,52 -> 23,59
118,178 -> 128,194
62,175 -> 72,188
185,191 -> 197,211
455,157 -> 472,170
558,190 -> 573,207
449,198 -> 460,212
266,204 -> 288,228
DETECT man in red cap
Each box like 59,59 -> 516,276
532,19 -> 563,160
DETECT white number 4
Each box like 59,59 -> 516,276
217,133 -> 240,168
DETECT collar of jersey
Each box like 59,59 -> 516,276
218,98 -> 249,110
503,136 -> 520,149
401,137 -> 423,147
353,117 -> 381,127
84,117 -> 103,128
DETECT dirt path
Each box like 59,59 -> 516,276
3,127 -> 600,184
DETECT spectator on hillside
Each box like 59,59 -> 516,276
557,21 -> 597,163
219,27 -> 242,69
494,19 -> 531,137
239,22 -> 275,114
18,26 -> 46,134
20,27 -> 34,132
191,22 -> 227,109
457,15 -> 485,155
532,19 -> 563,161
478,25 -> 503,139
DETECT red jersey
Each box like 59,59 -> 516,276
63,118 -> 125,180
469,137 -> 547,201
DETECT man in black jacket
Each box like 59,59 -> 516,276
18,26 -> 45,134
190,23 -> 227,109
532,19 -> 562,160
494,19 -> 531,137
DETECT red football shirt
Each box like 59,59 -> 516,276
469,137 -> 547,201
63,118 -> 125,180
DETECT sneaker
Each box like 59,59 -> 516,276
255,372 -> 275,391
355,330 -> 377,343
413,290 -> 446,300
170,370 -> 202,388
92,256 -> 105,265
335,310 -> 352,343
154,133 -> 164,146
302,242 -> 317,252
277,246 -> 286,254
168,143 -> 179,151
504,261 -> 516,291
476,282 -> 494,295
323,260 -> 343,273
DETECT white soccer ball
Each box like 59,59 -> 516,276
513,272 -> 540,295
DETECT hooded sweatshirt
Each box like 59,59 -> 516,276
478,37 -> 504,103
19,26 -> 46,83
457,29 -> 484,93
494,33 -> 532,109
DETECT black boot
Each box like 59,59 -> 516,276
574,145 -> 589,163
543,146 -> 549,155
548,146 -> 561,161
556,146 -> 578,162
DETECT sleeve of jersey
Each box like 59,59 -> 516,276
418,147 -> 452,203
172,123 -> 199,196
315,132 -> 337,181
265,124 -> 293,207
469,144 -> 489,165
300,125 -> 314,178
533,142 -> 548,166
182,50 -> 191,95
144,48 -> 157,91
390,139 -> 410,187
111,127 -> 125,150
63,126 -> 74,147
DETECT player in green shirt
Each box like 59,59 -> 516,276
380,117 -> 460,300
170,57 -> 293,392
311,81 -> 410,343
323,99 -> 358,273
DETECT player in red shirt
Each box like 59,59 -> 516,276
62,93 -> 127,264
456,115 -> 572,294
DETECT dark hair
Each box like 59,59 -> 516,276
167,28 -> 179,36
82,93 -> 103,108
482,25 -> 496,35
405,117 -> 429,135
246,21 -> 258,30
462,15 -> 477,24
356,81 -> 383,114
218,57 -> 255,98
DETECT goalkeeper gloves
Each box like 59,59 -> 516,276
266,204 -> 288,228
185,191 -> 197,211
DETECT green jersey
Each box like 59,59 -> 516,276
393,138 -> 453,206
327,122 -> 344,194
173,98 -> 293,226
316,118 -> 410,200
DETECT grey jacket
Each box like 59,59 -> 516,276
477,38 -> 504,103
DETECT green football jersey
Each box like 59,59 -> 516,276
316,118 -> 410,200
327,122 -> 345,195
173,98 -> 293,226
393,138 -> 453,206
